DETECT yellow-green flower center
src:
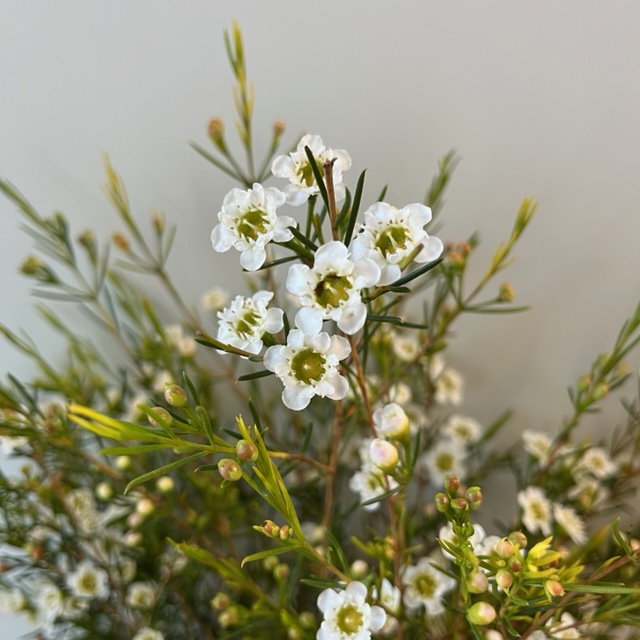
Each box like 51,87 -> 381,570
314,274 -> 352,308
236,209 -> 270,241
298,159 -> 325,188
290,349 -> 326,384
79,572 -> 97,593
375,225 -> 409,258
531,501 -> 547,520
436,452 -> 454,472
235,309 -> 260,337
336,603 -> 363,635
415,573 -> 437,597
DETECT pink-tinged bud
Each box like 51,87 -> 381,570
545,579 -> 565,598
465,486 -> 483,509
435,492 -> 450,512
577,374 -> 592,392
210,592 -> 231,610
444,475 -> 461,494
369,438 -> 399,472
112,232 -> 129,251
124,531 -> 142,546
261,520 -> 280,537
508,531 -> 527,549
273,563 -> 290,580
467,569 -> 489,594
498,282 -> 515,302
148,406 -> 172,428
136,498 -> 155,516
236,439 -> 258,462
495,538 -> 515,559
218,606 -> 239,628
467,601 -> 496,625
451,497 -> 469,512
495,570 -> 513,590
156,476 -> 174,493
592,383 -> 609,400
350,559 -> 368,579
164,384 -> 188,407
208,118 -> 225,146
279,525 -> 291,540
217,458 -> 242,482
507,557 -> 522,573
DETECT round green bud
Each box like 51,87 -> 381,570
164,384 -> 188,407
218,458 -> 242,482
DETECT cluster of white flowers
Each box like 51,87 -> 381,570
209,134 -> 443,412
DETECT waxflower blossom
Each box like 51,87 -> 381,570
576,446 -> 617,479
420,438 -> 468,485
264,329 -> 351,410
200,285 -> 229,311
350,201 -> 443,285
126,582 -> 157,609
434,367 -> 464,405
286,241 -> 380,335
271,134 -> 352,206
442,414 -> 483,445
349,462 -> 398,512
211,183 -> 295,271
402,556 -> 456,615
373,403 -> 410,440
217,290 -> 284,354
518,486 -> 552,536
553,503 -> 586,544
132,628 -> 164,640
316,580 -> 386,640
66,560 -> 110,600
522,430 -> 553,466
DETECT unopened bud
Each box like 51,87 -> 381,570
451,497 -> 469,512
273,563 -> 290,580
279,525 -> 291,540
211,592 -> 231,611
369,438 -> 399,473
495,569 -> 513,590
218,605 -> 239,628
592,383 -> 609,400
498,282 -> 515,302
577,374 -> 592,393
545,579 -> 565,598
262,555 -> 279,571
448,251 -> 465,269
96,481 -> 113,501
465,486 -> 483,509
435,492 -> 450,512
148,406 -> 172,428
299,612 -> 315,628
236,439 -> 259,462
156,476 -> 174,493
261,520 -> 280,537
495,538 -> 515,559
115,455 -> 131,471
467,601 -> 496,625
444,475 -> 461,494
208,118 -> 225,147
508,531 -> 527,549
136,498 -> 155,516
507,556 -> 522,573
164,384 -> 188,407
218,458 -> 242,482
78,229 -> 95,250
151,210 -> 165,233
112,232 -> 129,251
467,569 -> 489,593
273,120 -> 286,144
350,559 -> 368,579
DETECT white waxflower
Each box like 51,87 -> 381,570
133,628 -> 164,640
0,588 -> 25,614
64,487 -> 99,534
391,332 -> 421,362
548,612 -> 581,638
576,446 -> 617,479
34,581 -> 64,624
372,578 -> 401,636
126,582 -> 157,609
522,430 -> 554,466
567,477 -> 607,510
217,291 -> 284,355
439,522 -> 487,560
211,183 -> 295,271
553,503 -> 586,544
401,556 -> 456,615
349,463 -> 398,512
420,438 -> 468,486
434,367 -> 463,405
264,329 -> 351,411
388,382 -> 412,406
518,486 -> 552,536
350,201 -> 443,285
271,134 -> 352,206
0,435 -> 29,455
442,415 -> 483,445
61,596 -> 89,620
164,325 -> 197,358
287,241 -> 379,335
373,403 -> 410,440
200,286 -> 229,311
66,560 -> 110,600
316,580 -> 386,640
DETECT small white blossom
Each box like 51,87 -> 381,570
442,415 -> 483,445
126,582 -> 157,609
0,435 -> 29,455
66,560 -> 110,600
420,438 -> 468,485
522,430 -> 554,466
568,477 -> 607,510
402,556 -> 456,615
34,581 -> 64,624
373,403 -> 410,440
350,201 -> 443,285
164,325 -> 197,358
391,332 -> 421,362
349,463 -> 398,512
553,503 -> 586,544
372,578 -> 401,636
272,134 -> 352,207
264,329 -> 351,411
369,439 -> 399,472
548,611 -> 581,638
133,628 -> 164,640
287,241 -> 380,335
217,291 -> 284,355
61,596 -> 89,620
434,367 -> 463,405
200,286 -> 229,311
316,580 -> 386,640
518,486 -> 552,536
388,382 -> 412,405
576,446 -> 617,479
152,370 -> 175,393
211,183 -> 294,271
0,588 -> 25,614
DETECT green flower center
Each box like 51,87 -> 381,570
298,159 -> 325,187
236,209 -> 270,241
235,309 -> 261,338
436,452 -> 454,472
375,225 -> 409,258
290,349 -> 326,384
336,604 -> 363,635
415,573 -> 437,597
531,501 -> 547,520
314,274 -> 352,308
79,572 -> 97,593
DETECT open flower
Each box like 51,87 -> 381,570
287,241 -> 380,335
420,438 -> 468,485
402,556 -> 456,615
264,329 -> 351,410
217,291 -> 283,354
350,202 -> 443,285
349,462 -> 398,511
271,134 -> 351,206
518,486 -> 552,536
66,560 -> 110,600
553,503 -> 586,544
442,415 -> 483,445
211,183 -> 295,271
316,581 -> 386,640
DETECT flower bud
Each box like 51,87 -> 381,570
210,592 -> 230,611
577,374 -> 592,392
148,406 -> 172,428
208,118 -> 225,148
124,531 -> 142,546
467,569 -> 489,594
20,256 -> 44,275
78,229 -> 96,251
273,563 -> 290,580
465,486 -> 483,509
444,475 -> 461,494
235,439 -> 259,462
299,612 -> 315,628
545,579 -> 565,598
156,476 -> 174,493
498,282 -> 515,302
495,537 -> 515,559
279,525 -> 291,540
507,556 -> 522,573
262,555 -> 279,571
495,569 -> 513,590
350,559 -> 368,579
369,438 -> 399,473
151,210 -> 165,233
434,492 -> 450,512
467,601 -> 496,625
592,383 -> 609,400
218,458 -> 242,482
451,497 -> 469,512
218,605 -> 239,628
136,498 -> 155,516
115,455 -> 131,471
261,520 -> 280,537
96,481 -> 113,501
508,531 -> 527,549
112,232 -> 129,251
164,384 -> 188,407
273,120 -> 286,145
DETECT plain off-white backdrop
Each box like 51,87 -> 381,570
2,2 -> 640,636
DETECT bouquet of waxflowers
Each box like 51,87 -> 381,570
1,22 -> 640,640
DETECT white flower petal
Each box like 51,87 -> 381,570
240,246 -> 267,271
282,385 -> 314,411
295,307 -> 324,335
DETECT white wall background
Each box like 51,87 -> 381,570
2,2 -> 640,636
